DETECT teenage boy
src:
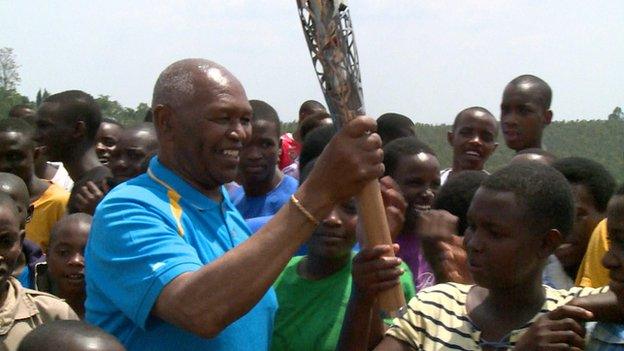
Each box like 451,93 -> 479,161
500,75 -> 553,152
271,162 -> 415,351
338,163 -> 620,350
35,213 -> 91,318
18,320 -> 126,351
94,117 -> 123,167
441,107 -> 498,184
231,100 -> 297,219
0,118 -> 69,250
0,193 -> 78,349
35,90 -> 112,213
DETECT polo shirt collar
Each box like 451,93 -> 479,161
148,157 -> 233,211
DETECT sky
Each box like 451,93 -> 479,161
2,0 -> 623,124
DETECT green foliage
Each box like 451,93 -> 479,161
0,48 -> 20,90
608,106 -> 623,121
415,119 -> 624,183
95,95 -> 148,126
0,87 -> 30,118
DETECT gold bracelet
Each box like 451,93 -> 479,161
290,195 -> 320,226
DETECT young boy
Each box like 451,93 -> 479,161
383,137 -> 439,290
441,107 -> 498,185
18,320 -> 125,351
35,213 -> 91,318
551,157 -> 615,281
339,163 -> 619,350
230,100 -> 298,219
271,160 -> 415,351
0,118 -> 69,250
500,75 -> 553,152
0,193 -> 78,349
586,185 -> 624,349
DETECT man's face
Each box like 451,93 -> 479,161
307,198 -> 357,259
95,122 -> 123,166
391,153 -> 440,226
448,112 -> 498,171
465,188 -> 543,289
555,184 -> 604,273
47,220 -> 89,296
0,132 -> 35,184
35,103 -> 74,161
603,195 -> 624,307
161,73 -> 253,194
239,120 -> 280,187
500,84 -> 551,151
0,205 -> 23,292
109,129 -> 157,185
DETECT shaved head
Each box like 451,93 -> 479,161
18,320 -> 125,351
505,74 -> 552,110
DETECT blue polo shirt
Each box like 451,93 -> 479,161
85,157 -> 277,351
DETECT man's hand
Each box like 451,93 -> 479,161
514,305 -> 593,351
74,180 -> 110,215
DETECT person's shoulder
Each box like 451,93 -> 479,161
543,284 -> 610,305
41,182 -> 70,202
102,174 -> 165,204
21,288 -> 79,320
281,174 -> 299,189
414,282 -> 471,304
274,256 -> 304,287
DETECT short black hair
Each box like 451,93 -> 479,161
249,99 -> 280,137
0,117 -> 36,147
43,90 -> 102,141
482,162 -> 574,237
552,157 -> 616,212
434,170 -> 489,236
299,100 -> 326,120
615,183 -> 624,196
383,136 -> 436,177
299,158 -> 317,184
299,124 -> 336,172
377,113 -> 415,145
49,213 -> 92,248
300,111 -> 331,141
451,106 -> 497,132
506,74 -> 553,110
18,320 -> 125,351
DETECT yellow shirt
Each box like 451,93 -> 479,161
0,277 -> 78,350
25,182 -> 69,251
575,219 -> 610,288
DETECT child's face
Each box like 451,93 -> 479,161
448,112 -> 498,171
391,153 -> 440,224
603,195 -> 624,307
95,122 -> 123,166
47,221 -> 89,295
0,204 -> 23,291
307,198 -> 358,259
0,131 -> 35,183
500,84 -> 550,151
555,184 -> 604,272
465,188 -> 544,289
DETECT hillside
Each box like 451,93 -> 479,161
284,119 -> 624,183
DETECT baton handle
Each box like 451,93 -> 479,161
356,180 -> 406,316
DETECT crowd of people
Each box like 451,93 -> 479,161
0,57 -> 621,350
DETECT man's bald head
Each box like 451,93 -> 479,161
152,58 -> 244,112
504,74 -> 552,110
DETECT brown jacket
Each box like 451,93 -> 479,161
0,277 -> 78,350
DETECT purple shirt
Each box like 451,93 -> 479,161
396,232 -> 435,291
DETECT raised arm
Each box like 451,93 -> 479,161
153,116 -> 385,338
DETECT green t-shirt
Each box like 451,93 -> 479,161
270,253 -> 416,351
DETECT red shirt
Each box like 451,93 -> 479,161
279,133 -> 301,170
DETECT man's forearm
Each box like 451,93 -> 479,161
569,291 -> 624,323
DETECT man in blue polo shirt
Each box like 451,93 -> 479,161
84,58 -> 386,350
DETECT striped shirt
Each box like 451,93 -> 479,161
386,282 -> 609,350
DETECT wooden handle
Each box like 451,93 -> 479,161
356,180 -> 406,316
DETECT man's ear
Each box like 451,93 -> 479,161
153,105 -> 174,141
25,204 -> 34,224
446,130 -> 454,146
543,110 -> 553,126
539,228 -> 563,259
73,120 -> 87,139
